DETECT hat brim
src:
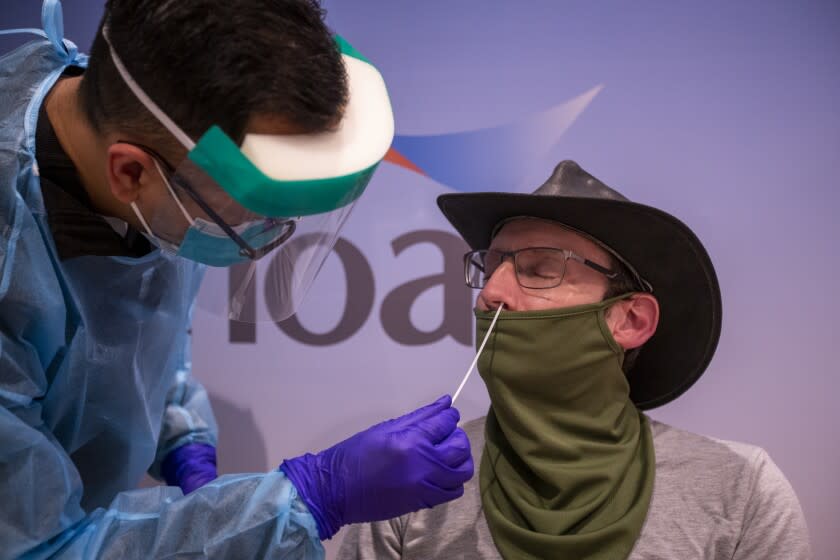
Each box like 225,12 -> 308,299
438,192 -> 722,410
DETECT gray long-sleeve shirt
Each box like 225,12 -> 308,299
338,416 -> 811,559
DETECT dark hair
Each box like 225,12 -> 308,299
79,0 -> 348,157
603,259 -> 646,374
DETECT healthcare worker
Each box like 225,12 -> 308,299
0,1 -> 473,558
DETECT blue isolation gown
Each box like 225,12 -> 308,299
0,4 -> 323,559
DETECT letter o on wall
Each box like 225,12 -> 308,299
269,236 -> 375,346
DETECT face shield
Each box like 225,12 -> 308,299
103,28 -> 394,322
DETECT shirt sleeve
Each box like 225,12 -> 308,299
336,517 -> 407,560
732,448 -> 812,560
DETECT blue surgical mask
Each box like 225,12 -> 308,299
130,161 -> 295,267
179,218 -> 292,267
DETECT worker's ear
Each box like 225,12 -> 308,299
604,293 -> 659,350
106,142 -> 162,204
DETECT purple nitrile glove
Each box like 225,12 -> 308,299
161,443 -> 218,495
279,395 -> 473,540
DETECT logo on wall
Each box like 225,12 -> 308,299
385,86 -> 602,193
229,86 -> 603,345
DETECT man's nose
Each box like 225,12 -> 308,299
477,260 -> 519,311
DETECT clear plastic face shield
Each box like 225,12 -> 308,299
103,27 -> 394,322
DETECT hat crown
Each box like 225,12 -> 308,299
536,160 -> 629,202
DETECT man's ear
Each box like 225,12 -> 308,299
605,293 -> 659,350
106,142 -> 159,204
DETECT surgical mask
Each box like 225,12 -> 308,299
474,297 -> 655,560
131,160 -> 296,267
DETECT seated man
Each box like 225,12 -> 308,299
337,161 -> 811,560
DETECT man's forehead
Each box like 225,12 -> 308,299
489,217 -> 613,261
490,217 -> 585,246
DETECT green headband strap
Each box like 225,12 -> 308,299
188,127 -> 377,217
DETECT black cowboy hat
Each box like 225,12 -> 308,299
438,160 -> 722,409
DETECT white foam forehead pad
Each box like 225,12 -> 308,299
239,55 -> 395,181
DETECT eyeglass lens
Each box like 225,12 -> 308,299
466,248 -> 569,289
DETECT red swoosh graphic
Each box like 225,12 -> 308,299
384,147 -> 427,176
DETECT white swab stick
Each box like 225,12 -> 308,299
452,303 -> 504,405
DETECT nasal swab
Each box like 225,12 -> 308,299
452,303 -> 504,405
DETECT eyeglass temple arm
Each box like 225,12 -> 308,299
115,139 -> 259,259
568,251 -> 654,292
178,185 -> 258,257
566,251 -> 619,279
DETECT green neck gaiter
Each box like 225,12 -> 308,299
476,298 -> 655,560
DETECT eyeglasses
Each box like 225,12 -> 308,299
120,141 -> 296,260
464,247 -> 619,289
